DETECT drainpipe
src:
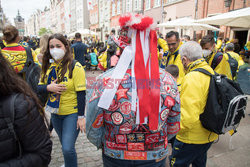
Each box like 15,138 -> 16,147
142,0 -> 145,14
194,0 -> 198,40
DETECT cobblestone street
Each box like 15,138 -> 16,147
49,132 -> 103,167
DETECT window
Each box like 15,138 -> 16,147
122,0 -> 126,14
112,4 -> 116,16
145,0 -> 151,10
117,0 -> 121,14
167,0 -> 177,3
126,0 -> 132,12
154,0 -> 161,7
134,0 -> 139,10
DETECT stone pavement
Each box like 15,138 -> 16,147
49,132 -> 103,167
206,95 -> 250,167
49,69 -> 250,167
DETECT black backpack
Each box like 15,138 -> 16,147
194,68 -> 248,135
21,47 -> 48,106
211,52 -> 223,70
226,52 -> 238,78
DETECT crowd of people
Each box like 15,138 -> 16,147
0,12 -> 249,167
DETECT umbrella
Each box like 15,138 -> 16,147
195,7 -> 250,28
68,29 -> 97,37
157,17 -> 220,31
77,29 -> 97,35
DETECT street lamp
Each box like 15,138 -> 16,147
101,24 -> 104,42
161,0 -> 167,23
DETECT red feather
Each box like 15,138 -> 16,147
119,15 -> 131,27
132,17 -> 153,31
119,14 -> 153,31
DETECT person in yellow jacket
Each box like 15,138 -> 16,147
200,35 -> 232,80
1,25 -> 39,76
221,38 -> 230,52
97,47 -> 108,71
244,41 -> 250,51
170,41 -> 218,167
159,31 -> 185,87
158,37 -> 169,53
225,43 -> 245,70
216,37 -> 222,50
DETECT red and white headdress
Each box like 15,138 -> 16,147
98,13 -> 160,131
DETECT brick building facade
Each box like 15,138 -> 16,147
87,0 -> 250,45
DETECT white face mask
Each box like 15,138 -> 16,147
50,48 -> 65,61
202,49 -> 212,58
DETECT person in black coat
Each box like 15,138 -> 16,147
0,52 -> 52,167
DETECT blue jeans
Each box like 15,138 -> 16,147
102,153 -> 166,167
51,113 -> 79,167
170,139 -> 213,167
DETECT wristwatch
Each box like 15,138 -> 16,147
78,115 -> 85,119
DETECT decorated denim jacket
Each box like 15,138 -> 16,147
86,67 -> 181,161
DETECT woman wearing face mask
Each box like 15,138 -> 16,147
38,34 -> 86,167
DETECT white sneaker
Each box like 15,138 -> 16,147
60,165 -> 65,167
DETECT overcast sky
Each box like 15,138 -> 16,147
1,0 -> 50,24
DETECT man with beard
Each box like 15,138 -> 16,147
159,31 -> 185,87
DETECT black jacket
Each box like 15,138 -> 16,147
0,94 -> 52,167
71,41 -> 88,66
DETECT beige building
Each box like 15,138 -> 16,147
99,0 -> 111,40
0,0 -> 4,34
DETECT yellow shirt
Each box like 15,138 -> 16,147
157,38 -> 169,53
39,61 -> 86,115
160,44 -> 185,87
216,39 -> 222,50
35,48 -> 41,55
225,51 -> 245,68
245,41 -> 250,51
206,51 -> 232,80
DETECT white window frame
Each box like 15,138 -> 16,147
117,0 -> 121,15
112,3 -> 116,16
167,0 -> 178,3
126,0 -> 132,13
154,0 -> 161,7
145,0 -> 151,10
122,0 -> 126,14
134,0 -> 139,11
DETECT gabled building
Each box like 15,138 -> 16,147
14,10 -> 25,36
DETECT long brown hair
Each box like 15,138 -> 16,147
41,33 -> 73,83
0,52 -> 47,125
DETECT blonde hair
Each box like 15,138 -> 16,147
40,34 -> 49,54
